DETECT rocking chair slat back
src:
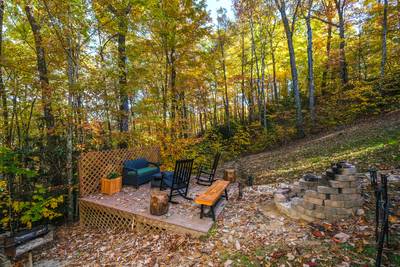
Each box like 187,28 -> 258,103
211,152 -> 221,175
173,159 -> 194,186
196,152 -> 221,186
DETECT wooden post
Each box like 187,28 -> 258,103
223,169 -> 236,183
150,191 -> 169,216
28,252 -> 33,267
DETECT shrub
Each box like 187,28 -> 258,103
106,172 -> 121,179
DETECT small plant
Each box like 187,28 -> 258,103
107,172 -> 120,179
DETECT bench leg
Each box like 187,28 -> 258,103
210,205 -> 216,221
200,205 -> 204,219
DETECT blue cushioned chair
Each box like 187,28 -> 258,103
122,158 -> 160,188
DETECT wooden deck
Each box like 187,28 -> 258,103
79,179 -> 234,237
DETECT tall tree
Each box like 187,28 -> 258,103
25,3 -> 60,183
217,8 -> 231,134
304,0 -> 316,126
274,0 -> 305,137
380,0 -> 388,79
335,0 -> 349,85
319,0 -> 335,91
108,3 -> 132,137
0,0 -> 10,146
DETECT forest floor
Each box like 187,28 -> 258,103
223,110 -> 400,185
31,111 -> 400,267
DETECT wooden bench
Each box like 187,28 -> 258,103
194,180 -> 229,221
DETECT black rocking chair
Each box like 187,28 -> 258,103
160,159 -> 194,203
196,152 -> 221,186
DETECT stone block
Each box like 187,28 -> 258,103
324,200 -> 346,208
329,180 -> 351,188
301,200 -> 316,210
274,193 -> 287,203
324,206 -> 338,216
317,186 -> 339,194
299,179 -> 318,190
304,196 -> 324,206
291,197 -> 302,206
314,205 -> 325,213
305,190 -> 327,200
335,208 -> 353,216
304,208 -> 314,217
288,208 -> 301,219
330,193 -> 361,201
309,210 -> 326,219
299,213 -> 314,222
349,181 -> 361,188
295,205 -> 305,213
344,198 -> 363,208
292,182 -> 301,193
339,167 -> 357,175
341,187 -> 361,194
335,174 -> 358,182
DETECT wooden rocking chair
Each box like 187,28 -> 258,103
160,159 -> 194,203
196,152 -> 221,186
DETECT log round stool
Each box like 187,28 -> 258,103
223,169 -> 236,183
150,191 -> 169,216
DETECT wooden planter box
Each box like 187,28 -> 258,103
101,177 -> 122,195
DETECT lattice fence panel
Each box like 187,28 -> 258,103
80,200 -> 135,231
79,147 -> 160,197
80,200 -> 169,234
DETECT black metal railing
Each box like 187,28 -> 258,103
369,169 -> 391,267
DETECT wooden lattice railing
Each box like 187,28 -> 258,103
78,147 -> 160,197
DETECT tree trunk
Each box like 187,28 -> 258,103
248,39 -> 255,122
162,48 -> 168,139
0,0 -> 10,146
218,31 -> 231,133
66,35 -> 76,222
249,16 -> 262,126
276,0 -> 304,137
306,2 -> 316,127
117,22 -> 129,134
150,191 -> 169,216
169,48 -> 177,138
25,5 -> 55,135
270,39 -> 278,103
321,21 -> 332,91
108,5 -> 131,139
380,0 -> 388,79
240,29 -> 245,123
260,47 -> 267,128
336,0 -> 348,85
25,5 -> 59,183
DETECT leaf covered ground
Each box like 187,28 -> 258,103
225,111 -> 400,185
32,176 -> 400,266
29,112 -> 400,266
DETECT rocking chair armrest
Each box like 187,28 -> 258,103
199,169 -> 213,175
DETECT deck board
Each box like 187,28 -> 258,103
80,179 -> 234,236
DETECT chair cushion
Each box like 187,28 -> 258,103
162,171 -> 174,187
137,167 -> 159,177
124,158 -> 148,170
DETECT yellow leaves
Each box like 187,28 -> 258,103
1,184 -> 64,230
0,180 -> 7,193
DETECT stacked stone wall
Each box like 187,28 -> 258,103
274,162 -> 364,222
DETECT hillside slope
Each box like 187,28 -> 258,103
227,111 -> 400,184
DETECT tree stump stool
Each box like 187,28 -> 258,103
150,191 -> 169,216
223,169 -> 236,183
